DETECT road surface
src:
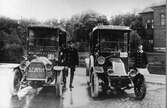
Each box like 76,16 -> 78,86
0,68 -> 165,108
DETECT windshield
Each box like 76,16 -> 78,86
94,30 -> 129,52
28,28 -> 58,48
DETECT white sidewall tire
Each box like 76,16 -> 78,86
56,71 -> 63,97
91,73 -> 99,98
12,69 -> 21,96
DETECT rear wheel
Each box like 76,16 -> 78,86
90,73 -> 99,98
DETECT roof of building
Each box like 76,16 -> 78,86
151,1 -> 166,7
28,24 -> 66,32
139,1 -> 166,14
92,25 -> 131,32
139,7 -> 154,14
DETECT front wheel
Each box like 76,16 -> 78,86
12,68 -> 22,96
90,73 -> 99,98
56,83 -> 63,97
55,70 -> 63,97
133,74 -> 146,100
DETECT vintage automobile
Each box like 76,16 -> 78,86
86,25 -> 146,100
12,24 -> 68,97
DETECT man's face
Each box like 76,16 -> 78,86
138,45 -> 143,50
69,42 -> 75,48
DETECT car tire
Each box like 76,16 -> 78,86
56,71 -> 63,97
87,67 -> 93,86
56,83 -> 63,97
91,73 -> 99,98
12,68 -> 22,96
134,75 -> 146,100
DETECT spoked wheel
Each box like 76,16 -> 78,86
56,83 -> 63,97
12,69 -> 22,96
87,68 -> 92,86
134,75 -> 146,100
90,73 -> 99,98
56,70 -> 63,97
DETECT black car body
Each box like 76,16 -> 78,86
12,24 -> 68,97
86,25 -> 146,100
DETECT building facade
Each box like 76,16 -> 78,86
139,3 -> 166,51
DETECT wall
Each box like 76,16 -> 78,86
139,12 -> 154,51
153,5 -> 166,49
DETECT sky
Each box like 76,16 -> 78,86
0,0 -> 165,21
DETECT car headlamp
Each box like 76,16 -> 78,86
107,68 -> 114,75
97,56 -> 105,65
19,61 -> 27,71
46,63 -> 52,70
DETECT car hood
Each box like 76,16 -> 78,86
108,58 -> 127,76
31,56 -> 52,65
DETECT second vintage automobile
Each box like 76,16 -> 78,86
12,24 -> 68,97
86,25 -> 146,100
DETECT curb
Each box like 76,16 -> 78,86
145,74 -> 166,85
76,67 -> 166,85
146,81 -> 165,85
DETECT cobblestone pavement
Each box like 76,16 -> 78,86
0,67 -> 166,108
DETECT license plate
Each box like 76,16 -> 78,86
28,67 -> 45,73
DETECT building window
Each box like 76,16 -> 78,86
152,19 -> 154,28
160,14 -> 165,26
146,19 -> 153,29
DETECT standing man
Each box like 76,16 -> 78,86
67,40 -> 79,88
133,44 -> 149,75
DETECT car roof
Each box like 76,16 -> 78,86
92,25 -> 131,32
28,24 -> 66,32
